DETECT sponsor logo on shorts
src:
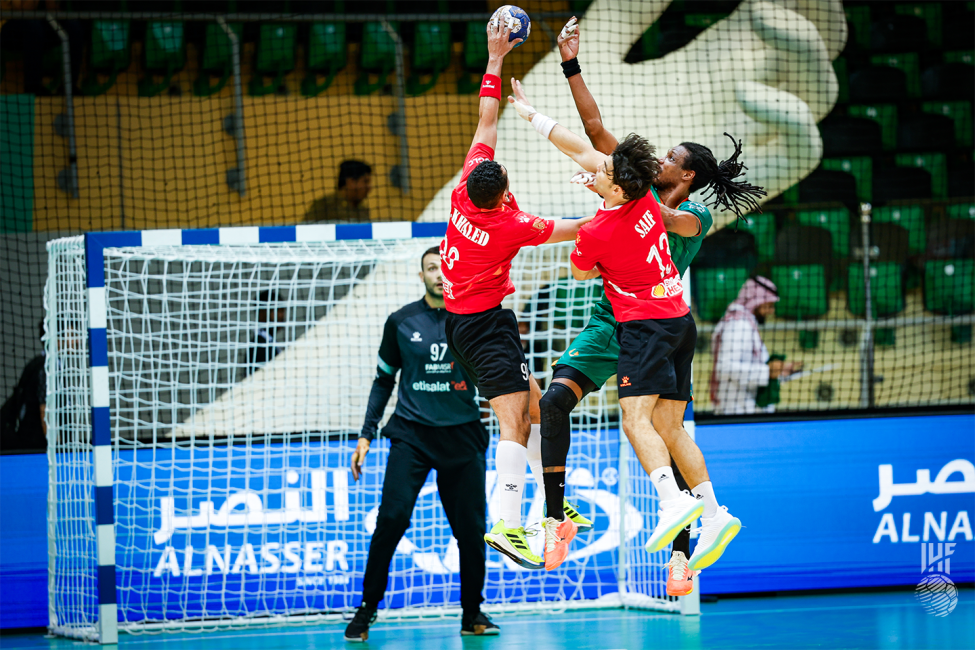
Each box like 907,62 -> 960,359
425,362 -> 454,374
412,380 -> 453,392
619,376 -> 631,387
650,276 -> 683,299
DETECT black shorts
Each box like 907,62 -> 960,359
615,313 -> 696,401
445,306 -> 530,401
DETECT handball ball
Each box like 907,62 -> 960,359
490,5 -> 531,47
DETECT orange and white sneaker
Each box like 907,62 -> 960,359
666,550 -> 696,596
542,516 -> 578,571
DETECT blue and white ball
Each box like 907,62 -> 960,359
490,5 -> 531,48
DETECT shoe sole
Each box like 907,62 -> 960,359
687,517 -> 741,571
545,520 -> 578,571
461,627 -> 501,636
484,533 -> 544,570
666,582 -> 694,597
645,502 -> 704,553
571,521 -> 593,533
344,634 -> 367,642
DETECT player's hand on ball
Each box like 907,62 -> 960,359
418,0 -> 846,229
351,437 -> 371,482
486,16 -> 522,59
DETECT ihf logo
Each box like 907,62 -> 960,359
915,543 -> 958,617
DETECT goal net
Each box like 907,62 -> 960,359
46,226 -> 678,640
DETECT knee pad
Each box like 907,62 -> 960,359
539,382 -> 579,439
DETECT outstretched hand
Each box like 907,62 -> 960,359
507,78 -> 536,121
558,16 -> 580,62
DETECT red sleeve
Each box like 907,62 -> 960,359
459,142 -> 496,183
506,212 -> 556,248
572,224 -> 602,271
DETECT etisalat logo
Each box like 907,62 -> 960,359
151,469 -> 352,585
871,459 -> 974,544
916,543 -> 959,617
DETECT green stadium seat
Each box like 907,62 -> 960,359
873,205 -> 926,255
301,22 -> 346,97
895,152 -> 948,199
943,50 -> 974,65
946,203 -> 975,220
355,22 -> 398,95
82,20 -> 131,96
458,22 -> 488,93
844,5 -> 871,50
925,259 -> 974,343
193,21 -> 243,97
848,261 -> 904,345
249,24 -> 297,96
848,104 -> 898,151
797,209 -> 851,259
736,212 -> 776,263
823,157 -> 872,203
895,3 -> 942,48
138,21 -> 185,97
922,101 -> 973,147
871,53 -> 921,97
692,267 -> 749,322
771,264 -> 829,348
833,57 -> 849,104
407,22 -> 451,96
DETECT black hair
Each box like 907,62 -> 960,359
467,160 -> 508,209
680,134 -> 767,226
610,134 -> 660,201
337,160 -> 372,189
420,246 -> 440,270
258,289 -> 280,304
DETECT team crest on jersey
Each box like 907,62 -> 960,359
650,276 -> 683,299
411,332 -> 423,342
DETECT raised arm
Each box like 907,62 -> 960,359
470,20 -> 522,150
508,79 -> 604,173
544,215 -> 593,244
557,17 -> 619,155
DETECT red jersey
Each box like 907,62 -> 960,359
572,193 -> 689,322
441,143 -> 555,314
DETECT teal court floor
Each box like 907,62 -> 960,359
2,589 -> 972,649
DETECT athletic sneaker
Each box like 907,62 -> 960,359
645,492 -> 704,553
666,550 -> 696,597
541,516 -> 578,571
460,610 -> 500,636
543,498 -> 594,532
688,506 -> 741,571
344,603 -> 377,642
484,520 -> 544,570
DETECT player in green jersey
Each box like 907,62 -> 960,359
529,17 -> 767,586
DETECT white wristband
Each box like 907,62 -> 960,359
531,113 -> 558,139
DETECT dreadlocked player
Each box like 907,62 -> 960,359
511,17 -> 767,585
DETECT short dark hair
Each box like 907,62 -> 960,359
610,134 -> 660,201
466,160 -> 507,209
337,160 -> 372,189
420,246 -> 440,270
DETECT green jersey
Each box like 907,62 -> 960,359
556,191 -> 713,388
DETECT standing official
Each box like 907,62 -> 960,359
344,247 -> 498,642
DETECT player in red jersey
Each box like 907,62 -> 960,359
440,19 -> 592,571
507,83 -> 742,574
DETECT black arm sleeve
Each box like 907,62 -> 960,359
360,316 -> 402,440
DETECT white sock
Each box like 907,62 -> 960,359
526,424 -> 545,504
496,440 -> 527,528
649,466 -> 682,502
692,481 -> 719,519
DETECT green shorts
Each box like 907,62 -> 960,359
553,301 -> 620,389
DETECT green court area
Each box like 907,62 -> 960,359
2,589 -> 971,650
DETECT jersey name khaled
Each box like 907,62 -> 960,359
441,142 -> 555,314
573,192 -> 689,322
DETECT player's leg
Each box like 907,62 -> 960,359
653,316 -> 741,571
347,427 -> 432,641
525,376 -> 545,512
433,421 -> 498,636
616,319 -> 704,554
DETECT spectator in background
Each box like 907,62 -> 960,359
709,277 -> 802,415
304,160 -> 373,223
243,290 -> 288,378
1,320 -> 47,451
0,1 -> 85,96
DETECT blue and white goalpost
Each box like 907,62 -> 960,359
46,223 -> 685,643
